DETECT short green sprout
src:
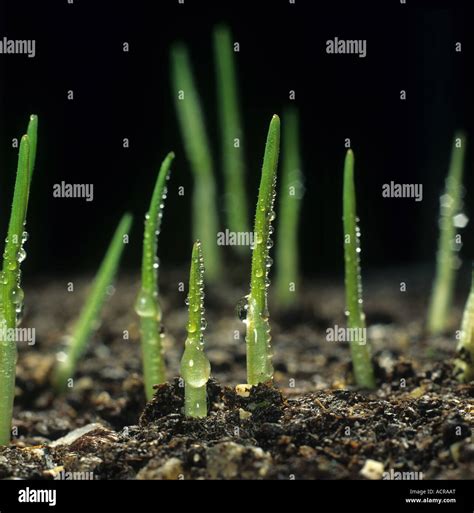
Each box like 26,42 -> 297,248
135,152 -> 174,401
343,149 -> 376,389
180,241 -> 211,418
170,43 -> 222,282
275,107 -> 303,306
0,115 -> 37,445
213,25 -> 249,241
245,115 -> 280,386
453,265 -> 474,382
427,133 -> 467,335
53,213 -> 133,392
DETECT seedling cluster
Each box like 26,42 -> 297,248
0,24 -> 472,446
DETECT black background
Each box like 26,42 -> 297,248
0,0 -> 472,280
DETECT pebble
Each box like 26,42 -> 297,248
360,459 -> 384,480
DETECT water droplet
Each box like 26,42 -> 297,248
180,344 -> 211,388
10,287 -> 24,305
134,290 -> 157,317
453,213 -> 469,228
17,248 -> 27,263
236,296 -> 249,321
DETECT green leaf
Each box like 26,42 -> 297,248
170,43 -> 222,281
135,152 -> 174,400
53,213 -> 133,392
0,124 -> 33,445
454,265 -> 474,382
427,133 -> 467,334
180,241 -> 210,418
26,114 -> 38,182
213,25 -> 249,241
275,107 -> 303,306
246,115 -> 280,385
343,149 -> 375,389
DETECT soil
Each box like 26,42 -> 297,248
1,266 -> 473,480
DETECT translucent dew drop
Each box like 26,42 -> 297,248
10,287 -> 24,305
453,213 -> 469,228
134,290 -> 157,317
17,248 -> 27,263
180,344 -> 210,388
236,296 -> 249,321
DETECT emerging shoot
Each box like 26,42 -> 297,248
135,152 -> 174,401
245,115 -> 280,386
213,25 -> 249,241
453,266 -> 474,382
0,116 -> 37,445
343,149 -> 376,389
180,241 -> 211,418
275,107 -> 303,306
53,213 -> 133,392
427,133 -> 467,335
170,43 -> 222,281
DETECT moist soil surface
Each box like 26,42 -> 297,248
1,267 -> 473,480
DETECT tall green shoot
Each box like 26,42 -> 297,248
0,115 -> 38,445
180,241 -> 211,418
453,266 -> 474,382
275,107 -> 303,306
213,25 -> 249,241
53,213 -> 133,392
246,115 -> 280,386
343,149 -> 376,389
427,133 -> 467,335
170,44 -> 221,281
135,152 -> 174,400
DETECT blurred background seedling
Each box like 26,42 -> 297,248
427,133 -> 467,335
213,25 -> 249,246
53,213 -> 133,392
171,44 -> 222,282
275,107 -> 303,307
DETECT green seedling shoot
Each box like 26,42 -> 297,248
427,133 -> 467,335
180,241 -> 211,418
275,107 -> 303,306
0,116 -> 37,445
213,25 -> 249,241
53,213 -> 133,392
135,152 -> 174,400
343,149 -> 376,389
171,43 -> 222,281
453,266 -> 474,382
245,115 -> 280,386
